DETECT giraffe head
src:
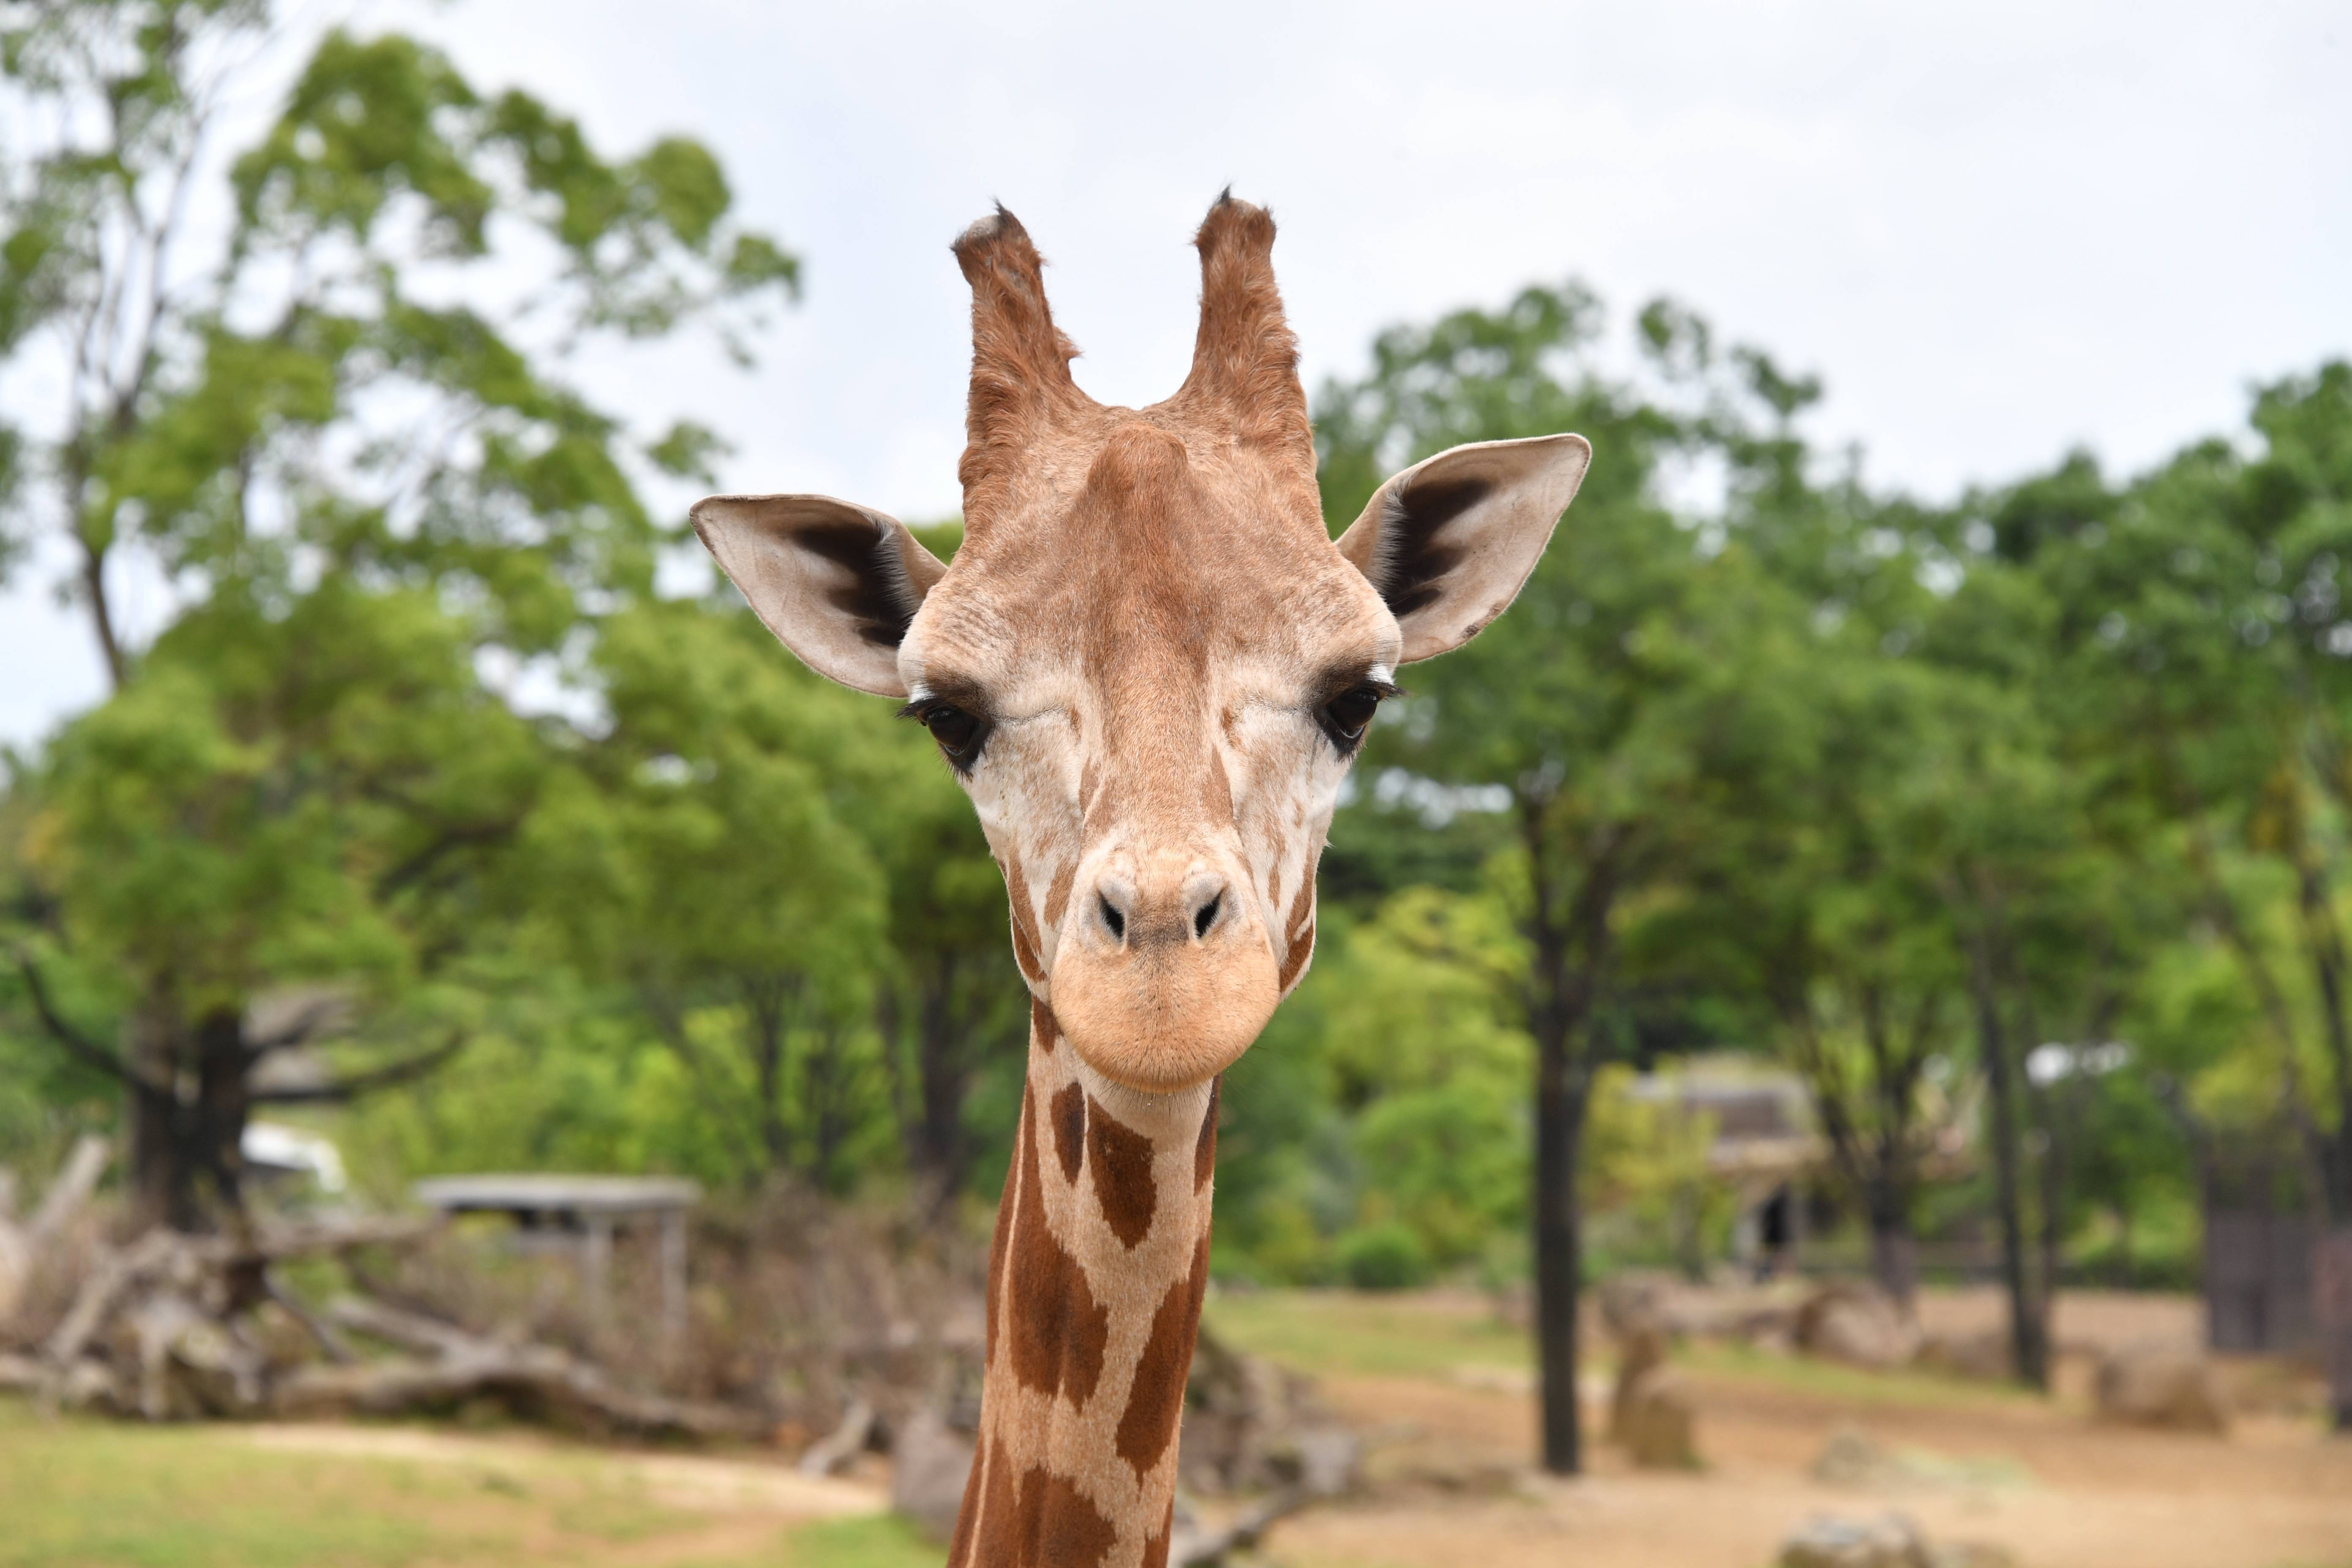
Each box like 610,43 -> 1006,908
693,196 -> 1587,1094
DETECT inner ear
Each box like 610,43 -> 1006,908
690,493 -> 947,697
1335,433 -> 1590,663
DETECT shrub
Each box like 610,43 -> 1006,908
1336,1221 -> 1433,1290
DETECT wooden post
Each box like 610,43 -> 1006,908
659,1208 -> 688,1356
583,1214 -> 613,1335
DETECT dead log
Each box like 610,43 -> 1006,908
43,1229 -> 185,1367
283,1296 -> 770,1441
326,1294 -> 480,1358
0,1135 -> 112,1328
797,1394 -> 876,1475
1170,1487 -> 1311,1567
29,1136 -> 110,1243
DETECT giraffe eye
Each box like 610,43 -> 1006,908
901,699 -> 991,772
1316,682 -> 1391,753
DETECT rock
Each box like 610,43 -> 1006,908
1598,1272 -> 1675,1338
1361,1438 -> 1523,1495
1606,1318 -> 1700,1469
1795,1283 -> 1921,1370
1292,1428 -> 1358,1497
1778,1512 -> 1933,1568
1811,1426 -> 1898,1488
1616,1366 -> 1699,1469
2093,1343 -> 2228,1434
889,1407 -> 975,1543
1179,1322 -> 1346,1496
1912,1328 -> 2012,1383
1608,1321 -> 1671,1440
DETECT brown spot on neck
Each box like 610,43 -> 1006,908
1114,1230 -> 1212,1481
1006,1082 -> 1110,1406
1141,1498 -> 1176,1568
982,1097 -> 1022,1369
1195,1076 -> 1220,1192
1050,1081 -> 1085,1185
972,1434 -> 1120,1568
1085,1095 -> 1158,1249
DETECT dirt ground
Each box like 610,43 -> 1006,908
1248,1288 -> 2352,1568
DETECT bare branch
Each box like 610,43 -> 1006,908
9,950 -> 157,1091
248,1034 -> 466,1105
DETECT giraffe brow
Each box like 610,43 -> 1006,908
902,670 -> 993,716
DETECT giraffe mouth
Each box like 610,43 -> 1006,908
1045,924 -> 1280,1092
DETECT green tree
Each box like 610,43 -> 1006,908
0,3 -> 795,1227
1316,284 -> 1808,1473
523,599 -> 922,1195
1982,365 -> 2352,1421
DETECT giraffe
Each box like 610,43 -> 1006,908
691,194 -> 1589,1567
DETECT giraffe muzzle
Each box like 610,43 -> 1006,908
1047,857 -> 1279,1092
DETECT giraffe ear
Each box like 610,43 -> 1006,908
690,493 -> 947,697
1334,433 -> 1591,663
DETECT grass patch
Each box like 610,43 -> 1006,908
1208,1288 -> 2051,1418
782,1515 -> 946,1568
1206,1288 -> 1528,1381
0,1396 -> 914,1568
0,1412 -> 523,1568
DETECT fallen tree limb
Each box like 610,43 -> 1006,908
325,1294 -> 479,1358
43,1229 -> 183,1367
283,1297 -> 770,1441
797,1394 -> 875,1476
29,1136 -> 109,1243
1172,1487 -> 1310,1568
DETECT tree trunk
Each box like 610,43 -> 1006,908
122,1001 -> 253,1233
913,969 -> 975,1209
746,983 -> 790,1178
2318,1226 -> 2352,1434
124,1007 -> 182,1233
2035,1088 -> 2070,1329
1970,951 -> 2048,1389
1867,1206 -> 1918,1309
1534,1034 -> 1586,1475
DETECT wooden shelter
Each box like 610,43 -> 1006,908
411,1175 -> 700,1348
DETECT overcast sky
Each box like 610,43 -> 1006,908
3,0 -> 2347,743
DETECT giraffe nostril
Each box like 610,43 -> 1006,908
1192,891 -> 1222,941
1099,893 -> 1126,944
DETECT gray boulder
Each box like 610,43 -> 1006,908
2093,1343 -> 2228,1434
889,1407 -> 976,1543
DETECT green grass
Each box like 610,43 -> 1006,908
781,1517 -> 945,1568
1207,1287 -> 2053,1418
0,1397 -> 938,1568
1206,1288 -> 1530,1381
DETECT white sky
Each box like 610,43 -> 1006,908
3,0 -> 2347,744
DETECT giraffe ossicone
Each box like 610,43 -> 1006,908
692,194 -> 1590,1568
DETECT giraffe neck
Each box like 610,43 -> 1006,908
948,999 -> 1219,1568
